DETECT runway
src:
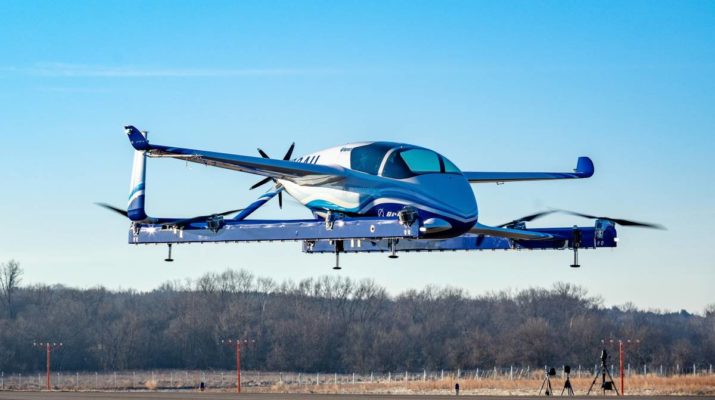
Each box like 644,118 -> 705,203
0,393 -> 714,400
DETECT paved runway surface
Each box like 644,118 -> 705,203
1,393 -> 714,400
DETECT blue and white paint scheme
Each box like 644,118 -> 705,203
127,131 -> 148,221
122,125 -> 594,240
100,125 -> 670,266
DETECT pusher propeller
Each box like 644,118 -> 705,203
249,142 -> 295,209
497,210 -> 556,228
95,203 -> 243,228
160,208 -> 244,229
557,210 -> 665,229
96,202 -> 129,218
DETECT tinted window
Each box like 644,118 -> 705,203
350,143 -> 392,175
400,149 -> 441,174
382,150 -> 414,179
381,148 -> 462,179
442,156 -> 461,173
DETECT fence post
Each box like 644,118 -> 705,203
405,370 -> 408,381
423,369 -> 426,381
370,372 -> 373,383
441,369 -> 444,380
510,366 -> 513,380
316,372 -> 319,385
693,363 -> 697,375
388,372 -> 391,382
353,372 -> 355,384
19,373 -> 22,390
334,373 -> 337,385
132,371 -> 135,388
113,372 -> 116,389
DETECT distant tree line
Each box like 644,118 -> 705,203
0,260 -> 713,373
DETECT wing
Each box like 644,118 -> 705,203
463,157 -> 594,183
469,223 -> 554,240
125,125 -> 345,186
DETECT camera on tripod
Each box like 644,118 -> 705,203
587,348 -> 619,395
539,365 -> 574,396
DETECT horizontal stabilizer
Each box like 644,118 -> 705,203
464,157 -> 594,183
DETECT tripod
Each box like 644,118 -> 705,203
587,349 -> 620,396
561,366 -> 574,396
539,367 -> 556,396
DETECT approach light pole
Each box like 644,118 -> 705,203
33,342 -> 63,391
603,338 -> 640,396
220,338 -> 255,393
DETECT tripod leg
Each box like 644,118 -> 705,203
539,378 -> 546,395
566,379 -> 574,396
586,372 -> 599,395
605,368 -> 620,396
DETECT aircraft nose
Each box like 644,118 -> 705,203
451,175 -> 478,219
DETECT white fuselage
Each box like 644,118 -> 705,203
278,142 -> 478,237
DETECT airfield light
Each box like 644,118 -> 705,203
601,338 -> 640,395
220,338 -> 255,393
32,341 -> 62,391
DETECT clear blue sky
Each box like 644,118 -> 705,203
1,0 -> 713,312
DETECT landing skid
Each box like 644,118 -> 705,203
131,217 -> 616,268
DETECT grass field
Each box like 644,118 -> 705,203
2,371 -> 714,396
256,375 -> 715,396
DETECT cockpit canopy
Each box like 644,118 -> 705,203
350,142 -> 461,179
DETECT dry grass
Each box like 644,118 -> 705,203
250,375 -> 715,396
2,370 -> 713,395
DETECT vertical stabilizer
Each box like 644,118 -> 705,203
127,130 -> 148,221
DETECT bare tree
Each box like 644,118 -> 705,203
0,259 -> 22,318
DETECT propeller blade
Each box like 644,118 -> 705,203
558,210 -> 665,229
95,202 -> 129,218
278,191 -> 283,209
283,142 -> 295,161
497,210 -> 556,227
250,177 -> 273,190
257,148 -> 270,159
164,208 -> 244,229
213,208 -> 245,217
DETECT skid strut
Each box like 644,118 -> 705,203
165,244 -> 174,262
570,226 -> 581,268
388,239 -> 398,259
333,240 -> 344,270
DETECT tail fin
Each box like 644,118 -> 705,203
125,125 -> 151,150
575,156 -> 594,178
127,129 -> 148,221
